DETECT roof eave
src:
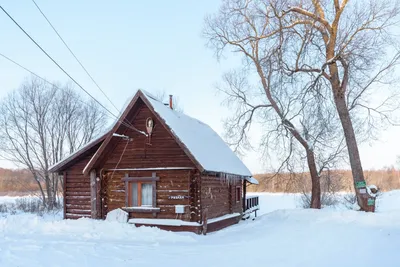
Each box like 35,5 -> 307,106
246,176 -> 259,185
82,91 -> 143,176
48,133 -> 108,173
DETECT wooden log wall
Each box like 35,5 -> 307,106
64,154 -> 94,219
201,175 -> 243,219
103,170 -> 192,220
190,171 -> 202,223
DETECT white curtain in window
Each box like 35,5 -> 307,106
141,183 -> 153,206
131,183 -> 138,206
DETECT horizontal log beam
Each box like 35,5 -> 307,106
122,207 -> 161,213
121,177 -> 160,182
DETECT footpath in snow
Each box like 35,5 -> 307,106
0,192 -> 399,267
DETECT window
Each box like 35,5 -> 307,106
236,186 -> 241,202
129,182 -> 153,207
122,173 -> 159,209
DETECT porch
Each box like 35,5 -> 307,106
243,195 -> 260,219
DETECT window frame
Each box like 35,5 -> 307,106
122,173 -> 159,209
235,186 -> 241,203
128,181 -> 154,207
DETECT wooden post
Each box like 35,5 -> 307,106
197,173 -> 202,225
152,172 -> 157,208
202,208 -> 208,235
229,184 -> 233,213
101,172 -> 109,219
96,170 -> 101,219
63,171 -> 67,220
242,180 -> 247,212
124,173 -> 129,207
90,169 -> 97,219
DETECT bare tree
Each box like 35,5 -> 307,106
222,69 -> 348,207
0,77 -> 107,209
205,1 -> 347,208
204,0 -> 400,211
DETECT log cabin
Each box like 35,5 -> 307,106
49,89 -> 259,234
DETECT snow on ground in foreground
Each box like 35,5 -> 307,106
0,192 -> 400,267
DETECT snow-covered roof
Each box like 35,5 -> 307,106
246,177 -> 259,185
140,89 -> 253,177
50,89 -> 258,183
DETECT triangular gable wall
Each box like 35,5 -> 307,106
83,91 -> 202,175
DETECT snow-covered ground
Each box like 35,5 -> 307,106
0,195 -> 24,204
1,192 -> 399,267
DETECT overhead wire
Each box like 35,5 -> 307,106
109,138 -> 131,181
29,1 -> 141,135
30,0 -> 120,114
0,5 -> 146,136
30,0 -> 143,134
0,52 -> 125,129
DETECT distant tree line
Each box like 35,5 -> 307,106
0,168 -> 37,195
249,168 -> 400,194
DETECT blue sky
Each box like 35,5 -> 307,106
0,1 -> 399,173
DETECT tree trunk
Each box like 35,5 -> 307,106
307,150 -> 321,208
45,174 -> 53,210
34,175 -> 46,207
53,173 -> 60,208
256,65 -> 322,209
333,91 -> 373,211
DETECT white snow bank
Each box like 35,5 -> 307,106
247,192 -> 300,215
377,190 -> 400,212
106,208 -> 128,223
1,192 -> 400,267
0,213 -> 196,244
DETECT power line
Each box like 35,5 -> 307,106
0,52 -> 91,109
30,0 -> 120,113
0,52 -> 145,136
0,5 -> 147,136
27,2 -> 141,135
0,52 -> 142,135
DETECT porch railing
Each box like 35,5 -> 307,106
244,195 -> 260,218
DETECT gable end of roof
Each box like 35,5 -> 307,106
48,133 -> 107,173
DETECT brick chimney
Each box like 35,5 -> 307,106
169,95 -> 173,110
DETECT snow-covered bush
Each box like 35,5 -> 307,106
299,191 -> 341,208
15,198 -> 44,214
297,171 -> 344,208
0,203 -> 8,213
342,193 -> 358,210
0,197 -> 62,215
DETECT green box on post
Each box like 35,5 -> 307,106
367,198 -> 375,206
355,181 -> 366,188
